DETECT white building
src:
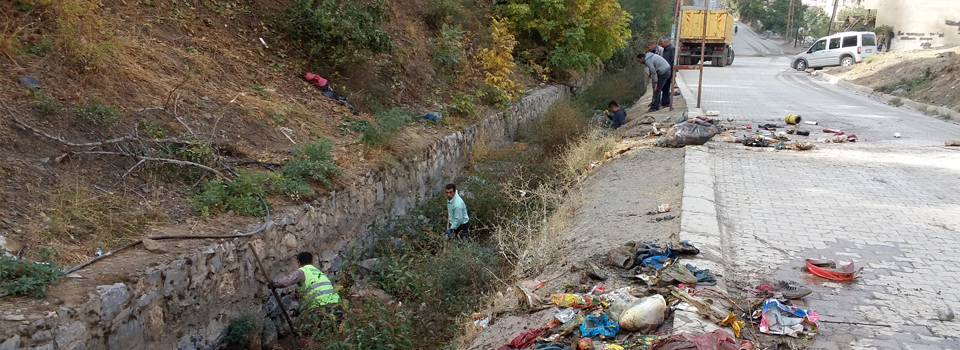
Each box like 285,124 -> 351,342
863,0 -> 960,50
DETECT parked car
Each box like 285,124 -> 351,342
791,31 -> 877,70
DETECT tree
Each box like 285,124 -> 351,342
834,6 -> 875,32
803,6 -> 829,38
496,0 -> 632,71
756,0 -> 806,35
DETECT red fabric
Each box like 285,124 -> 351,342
649,330 -> 738,350
304,73 -> 327,87
504,328 -> 545,349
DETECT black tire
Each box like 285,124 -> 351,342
712,55 -> 725,67
726,48 -> 735,66
795,59 -> 808,71
840,55 -> 854,67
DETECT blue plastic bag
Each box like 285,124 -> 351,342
580,314 -> 620,338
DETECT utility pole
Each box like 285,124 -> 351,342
669,0 -> 681,111
696,4 -> 708,108
826,0 -> 840,36
785,0 -> 795,45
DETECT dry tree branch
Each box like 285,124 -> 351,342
65,151 -> 227,179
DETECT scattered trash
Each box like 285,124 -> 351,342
515,284 -> 544,308
684,264 -> 717,285
796,130 -> 810,136
421,112 -> 442,122
745,125 -> 752,129
647,330 -> 739,350
726,117 -> 733,122
938,307 -> 955,321
95,247 -> 103,257
520,279 -> 546,291
785,114 -> 802,125
19,76 -> 41,89
784,141 -> 815,151
304,72 -> 360,115
619,294 -> 667,331
537,342 -> 574,350
894,133 -> 901,138
742,137 -> 769,147
498,327 -> 545,350
758,298 -> 820,338
846,134 -> 858,142
657,121 -> 719,148
758,123 -> 779,130
719,132 -> 738,143
823,128 -> 842,133
720,312 -> 746,337
805,259 -> 861,281
946,140 -> 960,146
660,264 -> 698,285
606,247 -> 634,269
804,121 -> 819,125
602,345 -> 623,350
473,313 -> 492,328
580,314 -> 620,339
585,261 -> 608,280
554,308 -> 579,323
657,204 -> 671,213
578,337 -> 594,350
705,110 -> 721,116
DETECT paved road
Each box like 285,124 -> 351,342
677,57 -> 960,349
732,22 -> 785,57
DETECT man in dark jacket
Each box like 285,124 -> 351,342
606,101 -> 626,129
658,37 -> 676,108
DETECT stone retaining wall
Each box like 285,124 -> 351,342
0,85 -> 570,350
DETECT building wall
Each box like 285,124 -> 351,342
0,85 -> 572,350
865,0 -> 960,50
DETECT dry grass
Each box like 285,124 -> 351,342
532,100 -> 590,154
41,183 -> 163,263
560,132 -> 618,182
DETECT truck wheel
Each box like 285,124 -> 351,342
712,56 -> 725,67
726,49 -> 735,66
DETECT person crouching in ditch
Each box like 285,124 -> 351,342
445,183 -> 470,237
270,252 -> 341,316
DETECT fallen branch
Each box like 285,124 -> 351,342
122,159 -> 147,178
65,151 -> 226,179
173,92 -> 195,135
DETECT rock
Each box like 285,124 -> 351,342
141,238 -> 168,254
26,343 -> 53,350
389,237 -> 404,249
1,218 -> 11,225
55,321 -> 87,349
0,234 -> 23,255
3,314 -> 25,321
0,335 -> 20,350
96,283 -> 130,318
360,258 -> 380,274
261,318 -> 278,350
938,306 -> 955,321
108,319 -> 144,350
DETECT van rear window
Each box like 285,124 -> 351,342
842,36 -> 857,47
862,34 -> 876,46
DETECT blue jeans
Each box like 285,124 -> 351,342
650,72 -> 672,109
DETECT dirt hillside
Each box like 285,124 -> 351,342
828,47 -> 960,112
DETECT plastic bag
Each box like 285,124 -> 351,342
554,308 -> 579,323
602,287 -> 637,323
580,314 -> 620,339
619,294 -> 667,331
551,294 -> 583,307
657,121 -> 719,148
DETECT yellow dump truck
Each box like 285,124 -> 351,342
678,7 -> 735,67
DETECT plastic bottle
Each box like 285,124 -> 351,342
804,121 -> 818,125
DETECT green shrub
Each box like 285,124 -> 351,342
421,0 -> 474,31
448,92 -> 478,119
225,313 -> 262,346
279,0 -> 392,67
191,171 -> 271,217
151,141 -> 217,182
889,97 -> 903,107
877,67 -> 934,94
29,89 -> 62,115
360,108 -> 415,146
430,24 -> 467,67
0,248 -> 65,299
76,96 -> 121,127
574,64 -> 646,111
282,139 -> 343,187
301,299 -> 416,350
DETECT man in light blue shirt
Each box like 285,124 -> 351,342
444,184 -> 470,236
638,52 -> 672,112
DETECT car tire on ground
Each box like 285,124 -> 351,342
840,56 -> 854,67
795,59 -> 807,71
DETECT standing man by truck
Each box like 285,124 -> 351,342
658,37 -> 676,108
638,52 -> 672,112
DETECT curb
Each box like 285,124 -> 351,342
678,145 -> 727,294
812,71 -> 959,121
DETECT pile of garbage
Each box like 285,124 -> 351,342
482,238 -> 836,350
717,114 -> 871,151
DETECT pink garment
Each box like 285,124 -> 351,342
304,73 -> 328,87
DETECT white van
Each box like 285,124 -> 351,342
791,31 -> 877,70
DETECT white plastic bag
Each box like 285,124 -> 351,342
618,294 -> 667,331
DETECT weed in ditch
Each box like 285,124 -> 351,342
0,247 -> 65,299
225,312 -> 261,346
282,138 -> 343,188
889,97 -> 903,107
47,184 -> 161,255
191,171 -> 271,217
532,100 -> 590,154
30,89 -> 62,115
361,108 -> 416,147
76,96 -> 121,127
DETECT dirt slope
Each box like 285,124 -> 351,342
828,47 -> 960,111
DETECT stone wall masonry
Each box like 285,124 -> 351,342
0,85 -> 570,350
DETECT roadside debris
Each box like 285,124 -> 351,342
785,114 -> 802,125
657,120 -> 719,148
937,307 -> 955,321
805,259 -> 861,281
758,299 -> 820,338
304,72 -> 361,115
946,140 -> 960,146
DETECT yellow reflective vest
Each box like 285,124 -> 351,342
298,265 -> 339,308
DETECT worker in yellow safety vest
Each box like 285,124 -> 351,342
270,252 -> 340,311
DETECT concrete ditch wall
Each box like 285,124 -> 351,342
0,85 -> 570,350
